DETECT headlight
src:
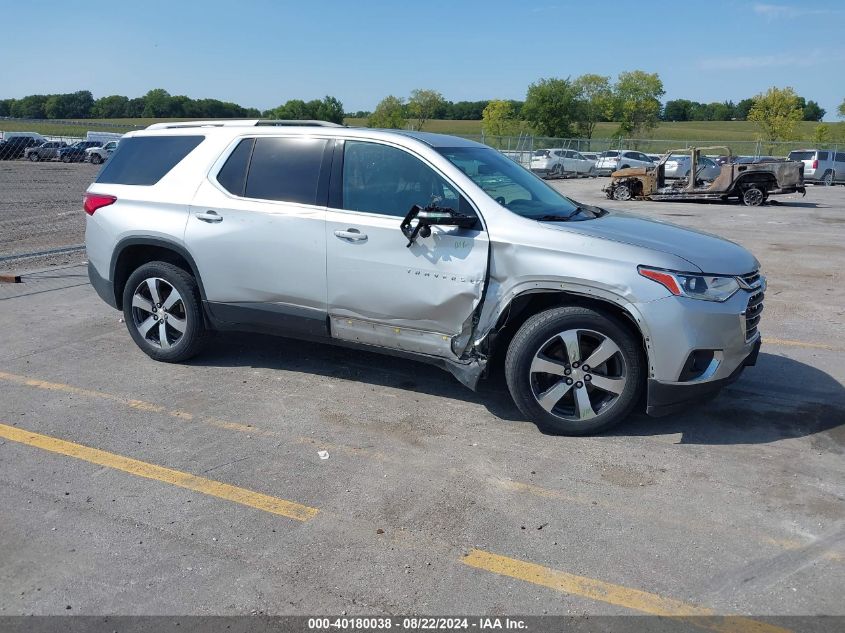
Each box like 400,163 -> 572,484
638,266 -> 740,302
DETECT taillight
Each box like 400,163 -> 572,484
811,159 -> 818,169
83,193 -> 116,215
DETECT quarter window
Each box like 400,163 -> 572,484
216,138 -> 254,197
341,141 -> 464,217
244,137 -> 328,204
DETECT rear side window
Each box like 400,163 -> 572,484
836,153 -> 845,163
244,137 -> 327,204
216,138 -> 255,196
818,151 -> 829,160
96,136 -> 204,186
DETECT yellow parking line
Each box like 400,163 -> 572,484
0,422 -> 318,522
762,337 -> 836,351
462,549 -> 791,633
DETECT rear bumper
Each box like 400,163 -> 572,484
646,337 -> 760,417
88,261 -> 118,309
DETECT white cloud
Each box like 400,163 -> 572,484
752,3 -> 838,19
698,49 -> 844,70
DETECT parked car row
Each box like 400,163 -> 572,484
0,133 -> 119,163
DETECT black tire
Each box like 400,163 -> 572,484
122,261 -> 208,362
505,306 -> 643,435
822,170 -> 834,186
620,164 -> 630,169
91,153 -> 102,164
61,154 -> 71,163
28,153 -> 39,162
612,184 -> 632,201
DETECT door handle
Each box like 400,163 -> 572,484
195,210 -> 223,223
334,228 -> 367,242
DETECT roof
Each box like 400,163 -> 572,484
390,130 -> 486,148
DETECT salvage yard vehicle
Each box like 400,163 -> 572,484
787,148 -> 845,186
85,122 -> 765,435
0,135 -> 43,160
530,148 -> 595,177
24,140 -> 68,162
58,140 -> 103,163
86,139 -> 120,164
594,150 -> 653,175
662,153 -> 720,180
603,146 -> 805,206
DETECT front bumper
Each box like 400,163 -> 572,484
646,337 -> 760,416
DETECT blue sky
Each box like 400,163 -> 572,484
1,0 -> 842,118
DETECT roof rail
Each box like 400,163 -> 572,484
145,119 -> 344,130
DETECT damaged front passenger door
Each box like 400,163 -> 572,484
325,140 -> 489,359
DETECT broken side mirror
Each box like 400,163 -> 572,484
400,204 -> 478,247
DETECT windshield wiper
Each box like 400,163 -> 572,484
534,207 -> 585,222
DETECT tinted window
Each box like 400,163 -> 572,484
836,153 -> 845,162
244,137 -> 327,204
788,151 -> 814,161
216,138 -> 254,197
818,152 -> 829,160
96,136 -> 204,186
342,141 -> 463,217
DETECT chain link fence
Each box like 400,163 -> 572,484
1,118 -> 841,270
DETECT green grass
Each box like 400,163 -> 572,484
3,117 -> 840,149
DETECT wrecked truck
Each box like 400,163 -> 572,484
603,146 -> 805,206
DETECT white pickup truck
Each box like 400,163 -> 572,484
86,140 -> 120,164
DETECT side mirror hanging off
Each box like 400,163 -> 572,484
399,204 -> 477,247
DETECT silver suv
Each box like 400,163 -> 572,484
787,149 -> 845,186
85,120 -> 764,435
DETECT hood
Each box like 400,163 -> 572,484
547,211 -> 758,275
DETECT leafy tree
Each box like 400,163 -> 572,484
802,100 -> 825,122
315,95 -> 344,124
572,74 -> 612,139
44,91 -> 94,119
481,100 -> 516,137
612,70 -> 664,137
735,98 -> 755,120
663,99 -> 693,121
125,97 -> 146,118
521,77 -> 579,137
92,95 -> 129,118
748,86 -> 803,141
407,89 -> 446,131
10,94 -> 48,118
839,98 -> 845,118
268,96 -> 343,123
0,99 -> 13,117
812,124 -> 831,144
367,95 -> 406,129
142,89 -> 173,117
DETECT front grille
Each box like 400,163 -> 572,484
742,270 -> 765,341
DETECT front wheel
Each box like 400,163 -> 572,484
28,153 -> 39,162
505,306 -> 643,435
122,261 -> 208,362
61,154 -> 71,163
612,183 -> 632,200
91,153 -> 103,164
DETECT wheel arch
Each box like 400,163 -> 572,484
110,237 -> 206,309
483,288 -> 653,379
730,172 -> 777,194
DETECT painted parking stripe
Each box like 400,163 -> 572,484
0,422 -> 318,522
462,549 -> 791,633
761,337 -> 837,351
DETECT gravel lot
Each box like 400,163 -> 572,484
0,161 -> 843,621
0,161 -> 97,271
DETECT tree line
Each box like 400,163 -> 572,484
2,83 -> 843,143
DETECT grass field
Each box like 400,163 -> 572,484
2,117 -> 841,148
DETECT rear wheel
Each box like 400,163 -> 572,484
741,187 -> 765,206
122,261 -> 208,362
505,306 -> 643,435
552,163 -> 563,176
91,153 -> 103,164
822,170 -> 834,186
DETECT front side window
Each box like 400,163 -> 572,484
437,146 -> 600,221
245,137 -> 327,204
341,141 -> 463,217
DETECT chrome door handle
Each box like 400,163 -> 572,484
334,228 -> 367,242
195,210 -> 223,223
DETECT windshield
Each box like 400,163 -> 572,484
788,151 -> 814,161
437,146 -> 601,221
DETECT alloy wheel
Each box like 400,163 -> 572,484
529,328 -> 627,422
131,277 -> 187,349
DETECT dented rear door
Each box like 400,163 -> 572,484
325,139 -> 488,358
